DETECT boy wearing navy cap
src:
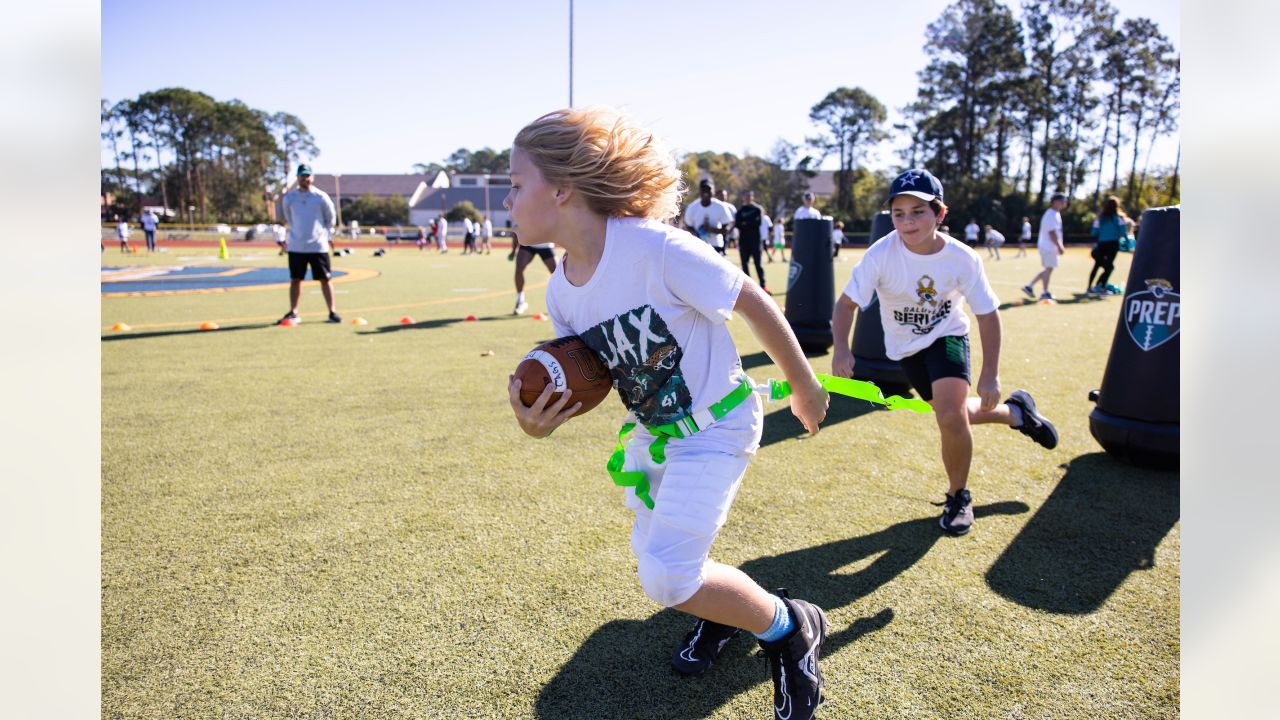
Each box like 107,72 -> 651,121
831,169 -> 1059,535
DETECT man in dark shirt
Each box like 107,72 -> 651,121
733,190 -> 766,291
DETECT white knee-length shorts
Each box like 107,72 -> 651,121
621,392 -> 764,607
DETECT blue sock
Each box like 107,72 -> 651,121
754,594 -> 795,643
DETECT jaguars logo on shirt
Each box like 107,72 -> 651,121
579,304 -> 693,425
916,274 -> 939,307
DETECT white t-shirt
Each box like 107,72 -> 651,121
546,216 -> 747,430
964,222 -> 980,241
831,227 -> 845,249
682,199 -> 735,249
1038,208 -> 1063,248
793,205 -> 822,220
481,219 -> 493,238
1020,221 -> 1032,240
773,221 -> 786,245
140,213 -> 157,231
841,231 -> 999,360
117,221 -> 129,239
759,214 -> 772,242
985,228 -> 1005,245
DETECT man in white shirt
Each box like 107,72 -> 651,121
964,219 -> 980,248
436,215 -> 449,253
793,191 -> 822,220
140,209 -> 159,252
1017,216 -> 1031,257
279,163 -> 341,324
681,178 -> 734,255
1022,193 -> 1067,301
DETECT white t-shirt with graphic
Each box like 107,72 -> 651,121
546,216 -> 746,429
1038,208 -> 1063,248
841,230 -> 999,361
682,200 -> 735,249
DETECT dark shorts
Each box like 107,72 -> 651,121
518,245 -> 556,262
287,251 -> 332,281
898,334 -> 971,402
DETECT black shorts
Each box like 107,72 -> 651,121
898,334 -> 970,402
287,251 -> 332,281
519,245 -> 555,262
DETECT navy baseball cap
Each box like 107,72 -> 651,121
889,168 -> 944,203
296,163 -> 313,176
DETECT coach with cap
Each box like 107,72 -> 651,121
279,163 -> 342,324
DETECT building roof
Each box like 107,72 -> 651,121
307,174 -> 430,198
806,170 -> 836,197
410,186 -> 507,215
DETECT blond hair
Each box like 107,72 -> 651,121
513,107 -> 683,221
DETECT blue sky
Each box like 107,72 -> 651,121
102,0 -> 1179,175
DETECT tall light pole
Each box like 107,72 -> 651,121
334,173 -> 343,228
568,0 -> 574,107
483,173 -> 491,222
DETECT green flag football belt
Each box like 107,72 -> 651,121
606,374 -> 932,509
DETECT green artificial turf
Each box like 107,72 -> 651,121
102,243 -> 1178,719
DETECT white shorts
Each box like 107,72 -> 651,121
622,392 -> 763,607
1038,245 -> 1060,268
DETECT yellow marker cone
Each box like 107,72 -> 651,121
351,317 -> 368,325
218,236 -> 229,260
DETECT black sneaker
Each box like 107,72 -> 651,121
1020,284 -> 1035,299
934,488 -> 974,535
277,311 -> 299,325
670,618 -> 740,676
327,312 -> 342,323
759,590 -> 827,720
1006,389 -> 1059,449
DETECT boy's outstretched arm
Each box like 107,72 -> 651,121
831,294 -> 859,378
734,280 -> 829,433
973,311 -> 1003,410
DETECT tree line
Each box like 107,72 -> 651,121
102,1 -> 1176,234
100,88 -> 317,223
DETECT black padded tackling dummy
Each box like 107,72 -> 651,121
784,218 -> 835,353
1088,205 -> 1180,469
849,211 -> 912,395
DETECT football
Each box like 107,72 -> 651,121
514,336 -> 613,417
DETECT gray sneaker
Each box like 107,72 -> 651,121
935,488 -> 974,535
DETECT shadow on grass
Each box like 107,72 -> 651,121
101,323 -> 276,341
758,392 -> 887,449
985,452 -> 1178,614
997,292 -> 1104,311
360,314 -> 524,334
535,501 -> 1029,720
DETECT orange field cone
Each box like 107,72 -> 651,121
131,245 -> 138,254
1039,298 -> 1057,305
399,315 -> 415,324
351,317 -> 368,325
465,315 -> 478,322
531,313 -> 547,321
199,321 -> 219,331
111,322 -> 131,332
279,317 -> 298,327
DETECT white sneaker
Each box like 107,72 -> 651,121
513,300 -> 529,315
